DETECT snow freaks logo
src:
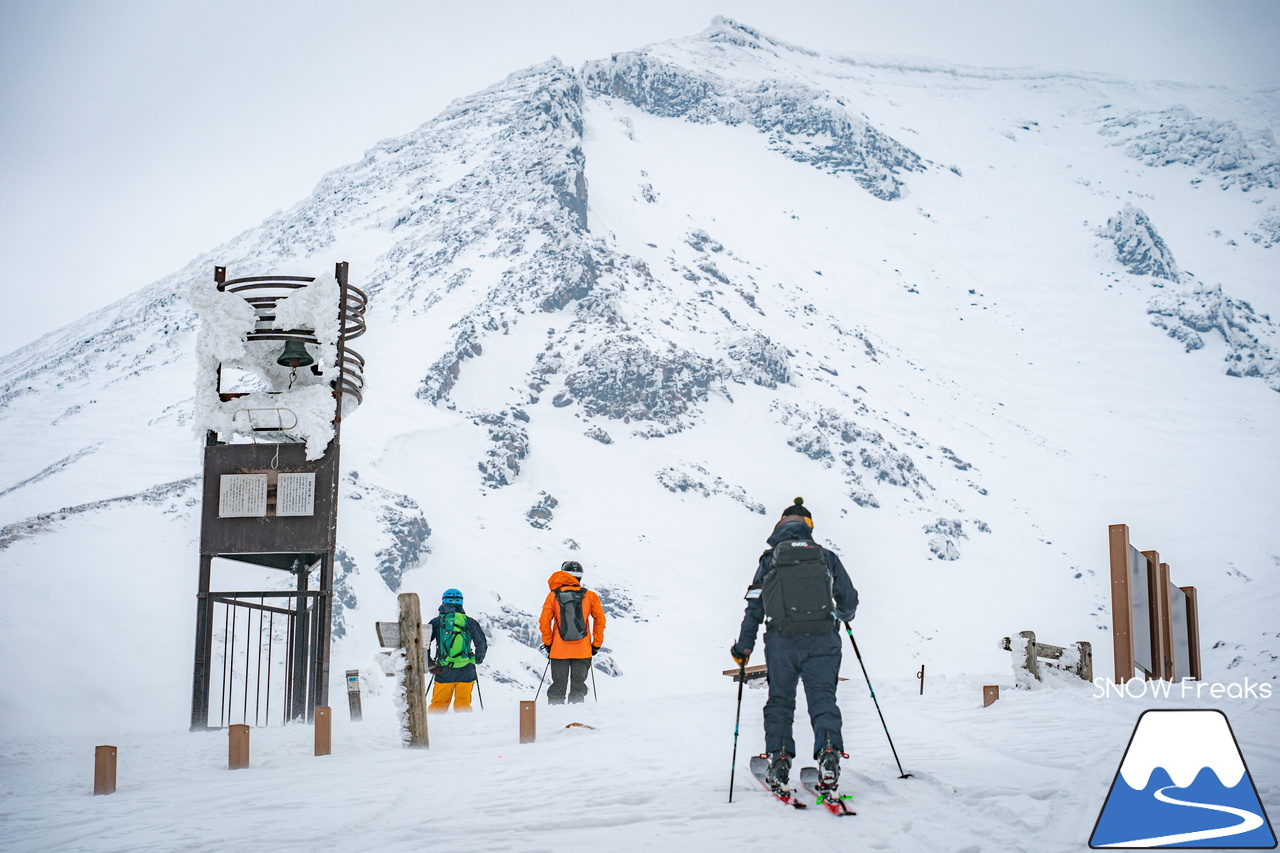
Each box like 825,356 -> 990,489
1089,710 -> 1276,848
1093,678 -> 1274,701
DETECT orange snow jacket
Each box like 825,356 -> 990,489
539,571 -> 606,659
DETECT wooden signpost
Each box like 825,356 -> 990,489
375,594 -> 429,747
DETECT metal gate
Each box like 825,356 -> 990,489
206,590 -> 321,727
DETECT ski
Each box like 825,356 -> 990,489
748,755 -> 807,809
799,767 -> 856,816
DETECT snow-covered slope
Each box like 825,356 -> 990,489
1,16 -> 1278,754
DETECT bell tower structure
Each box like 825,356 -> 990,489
189,262 -> 366,730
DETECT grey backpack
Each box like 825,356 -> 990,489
761,539 -> 836,635
555,589 -> 588,642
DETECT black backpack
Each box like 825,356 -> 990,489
762,539 -> 836,635
555,588 -> 588,642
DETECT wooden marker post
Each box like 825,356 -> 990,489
315,706 -> 332,756
1108,524 -> 1136,683
228,724 -> 250,769
519,700 -> 536,744
983,686 -> 1000,707
94,745 -> 117,795
398,593 -> 429,748
1180,586 -> 1202,681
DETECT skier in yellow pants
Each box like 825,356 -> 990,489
430,680 -> 475,712
426,588 -> 487,713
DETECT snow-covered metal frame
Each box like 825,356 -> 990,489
190,262 -> 366,731
1107,524 -> 1201,684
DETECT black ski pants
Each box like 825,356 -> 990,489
548,657 -> 591,704
762,629 -> 843,759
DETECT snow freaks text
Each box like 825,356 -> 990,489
1092,678 -> 1274,700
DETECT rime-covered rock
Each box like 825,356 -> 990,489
475,409 -> 531,488
553,336 -> 721,425
526,492 -> 558,529
1098,204 -> 1181,282
1100,105 -> 1279,191
1148,282 -> 1280,391
655,462 -> 766,514
582,18 -> 927,200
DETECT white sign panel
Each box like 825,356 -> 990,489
1129,545 -> 1153,675
219,474 -> 268,518
276,472 -> 317,517
1170,583 -> 1191,681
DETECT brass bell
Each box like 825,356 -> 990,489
276,339 -> 314,369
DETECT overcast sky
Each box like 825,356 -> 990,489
2,0 -> 1278,354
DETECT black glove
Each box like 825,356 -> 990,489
541,643 -> 552,655
591,645 -> 601,656
730,643 -> 751,665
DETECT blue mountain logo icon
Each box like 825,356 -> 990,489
1090,709 -> 1276,848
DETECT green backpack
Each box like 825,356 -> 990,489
437,612 -> 475,668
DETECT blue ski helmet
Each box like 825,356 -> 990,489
442,588 -> 463,605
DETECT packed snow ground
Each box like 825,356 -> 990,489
2,673 -> 1276,852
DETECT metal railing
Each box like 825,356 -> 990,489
208,591 -> 320,727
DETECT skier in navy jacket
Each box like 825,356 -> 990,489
731,498 -> 858,792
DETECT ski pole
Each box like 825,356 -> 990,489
729,660 -> 746,803
589,659 -> 598,702
474,672 -> 484,710
534,658 -> 551,700
844,622 -> 912,779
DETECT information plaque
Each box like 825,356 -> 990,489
218,474 -> 269,518
277,473 -> 317,517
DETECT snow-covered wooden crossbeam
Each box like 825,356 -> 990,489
1002,630 -> 1093,685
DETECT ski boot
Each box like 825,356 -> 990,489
816,737 -> 847,791
765,750 -> 792,792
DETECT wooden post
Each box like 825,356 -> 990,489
346,669 -> 363,722
1181,586 -> 1202,681
398,593 -> 429,748
315,706 -> 331,756
1019,630 -> 1039,681
1108,524 -> 1135,683
228,724 -> 250,769
982,686 -> 999,707
519,700 -> 536,744
94,745 -> 117,795
1075,641 -> 1093,683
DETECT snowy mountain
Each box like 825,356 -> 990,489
1,16 -> 1278,754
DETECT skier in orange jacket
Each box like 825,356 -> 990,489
539,560 -> 606,704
